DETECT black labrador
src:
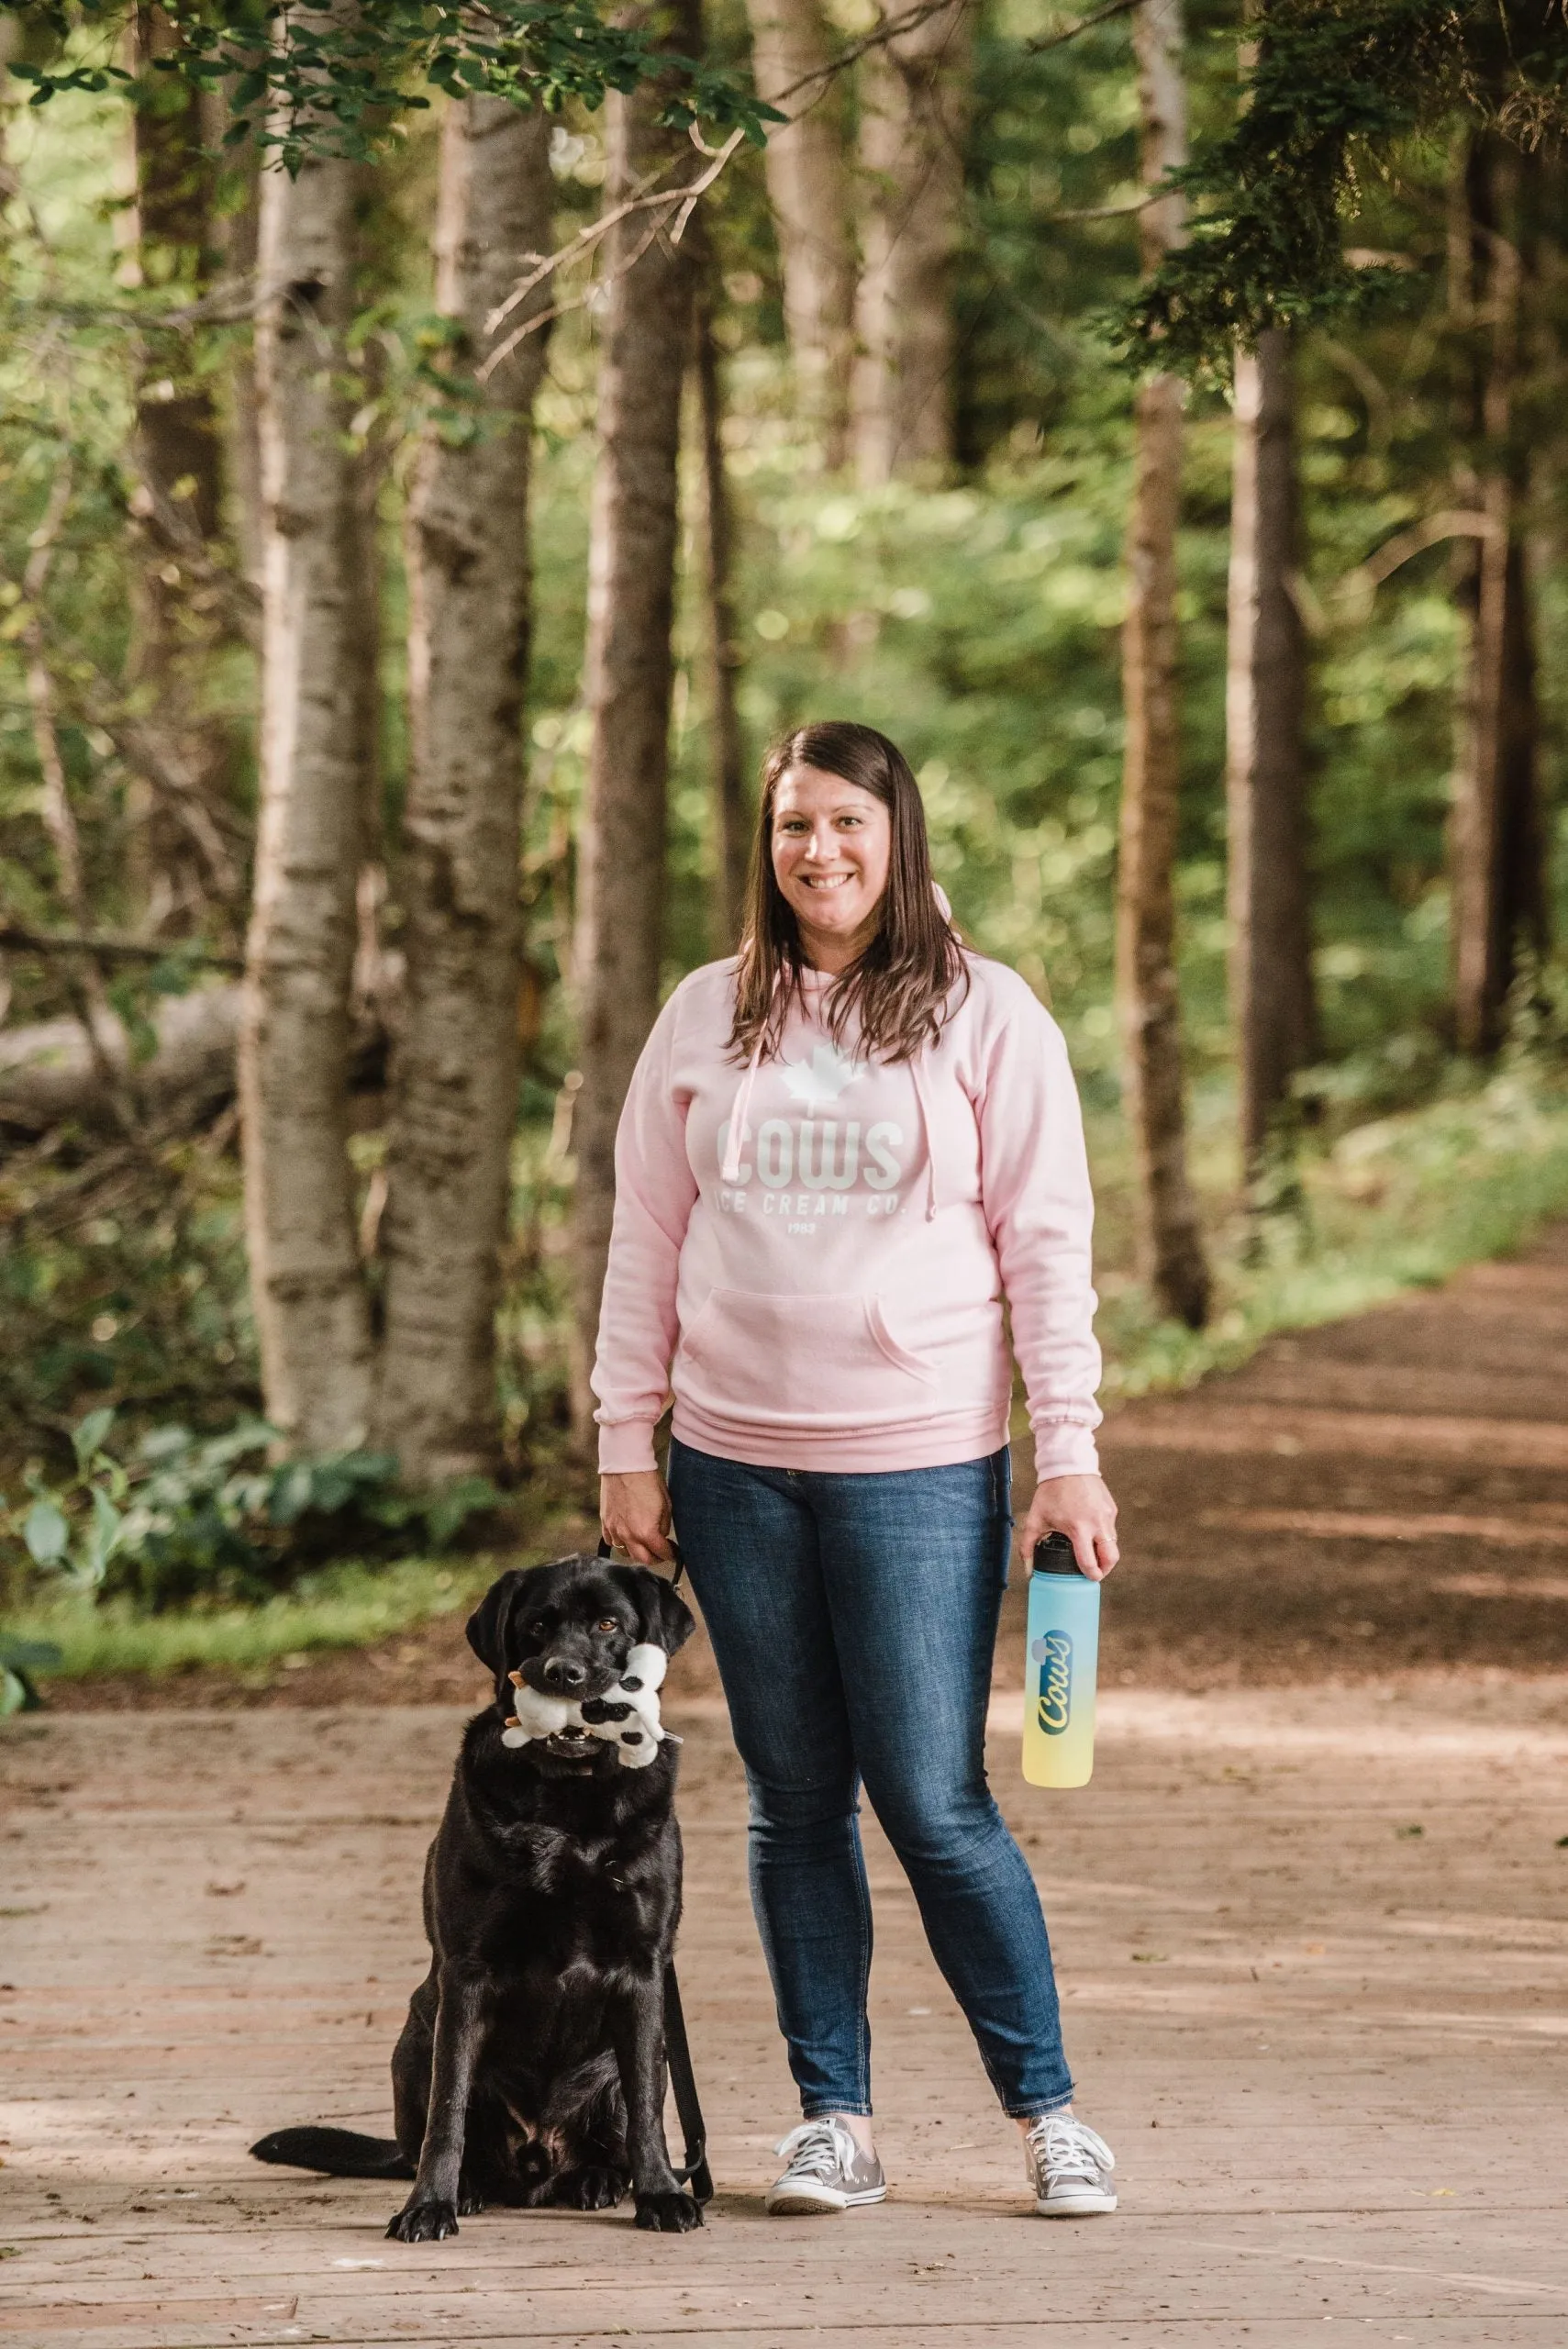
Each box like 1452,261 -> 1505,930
250,1554 -> 705,2237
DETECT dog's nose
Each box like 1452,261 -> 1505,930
541,1657 -> 586,1692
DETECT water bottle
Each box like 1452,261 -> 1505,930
1021,1531 -> 1100,1788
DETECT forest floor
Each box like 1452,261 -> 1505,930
4,1228 -> 1568,2343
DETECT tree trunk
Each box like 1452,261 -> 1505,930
239,39 -> 375,1456
345,186 -> 391,1037
570,0 -> 704,1440
1115,0 -> 1208,1330
128,4 -> 222,546
217,121 -> 265,590
743,0 -> 855,466
375,95 -> 554,1482
852,0 -> 971,484
1225,328 -> 1315,1179
126,3 -> 226,933
693,266 -> 751,954
1450,133 -> 1545,1055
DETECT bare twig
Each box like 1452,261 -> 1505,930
479,127 -> 746,373
1024,0 -> 1141,54
23,473 -> 88,922
12,587 -> 247,901
17,474 -> 140,1130
0,924 -> 244,974
1339,507 -> 1498,611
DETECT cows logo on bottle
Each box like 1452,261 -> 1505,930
1034,1630 -> 1073,1736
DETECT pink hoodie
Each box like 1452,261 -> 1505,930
592,952 -> 1103,1481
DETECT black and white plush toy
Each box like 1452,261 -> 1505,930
502,1644 -> 672,1768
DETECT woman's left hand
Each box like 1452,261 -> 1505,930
1019,1473 -> 1119,1581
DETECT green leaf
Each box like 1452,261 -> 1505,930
73,1407 -> 117,1469
23,1500 -> 70,1568
0,1667 -> 30,1719
270,1462 -> 316,1528
424,1476 -> 501,1551
84,1487 -> 125,1581
0,1640 -> 62,1673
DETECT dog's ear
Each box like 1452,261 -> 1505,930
624,1566 -> 695,1657
465,1569 -> 528,1684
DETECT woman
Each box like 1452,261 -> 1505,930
594,721 -> 1120,2218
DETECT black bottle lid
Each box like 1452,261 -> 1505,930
1032,1531 -> 1084,1575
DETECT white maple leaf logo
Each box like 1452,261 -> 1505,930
778,1043 -> 864,1108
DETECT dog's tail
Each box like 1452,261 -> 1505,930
250,2125 -> 414,2179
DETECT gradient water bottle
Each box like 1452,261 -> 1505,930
1021,1531 -> 1100,1788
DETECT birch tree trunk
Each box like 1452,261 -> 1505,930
570,0 -> 704,1438
743,0 -> 855,466
1115,0 -> 1208,1330
852,0 -> 971,484
1225,328 -> 1316,1179
239,44 -> 375,1455
375,95 -> 554,1482
693,266 -> 751,953
1451,133 -> 1546,1055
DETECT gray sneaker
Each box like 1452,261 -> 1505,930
1024,2113 -> 1118,2215
765,2119 -> 887,2214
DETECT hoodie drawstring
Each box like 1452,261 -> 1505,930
909,1055 -> 940,1221
722,967 -> 784,1184
721,1030 -> 766,1185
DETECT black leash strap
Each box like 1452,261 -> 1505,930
662,1962 -> 714,2202
595,1539 -> 708,2198
596,1533 -> 686,1591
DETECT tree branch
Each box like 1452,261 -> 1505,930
480,0 -> 986,375
0,924 -> 244,974
1024,0 -> 1141,57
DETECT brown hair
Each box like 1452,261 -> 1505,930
728,720 -> 967,1065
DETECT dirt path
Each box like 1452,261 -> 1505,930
5,1226 -> 1568,2342
3,1683 -> 1566,2345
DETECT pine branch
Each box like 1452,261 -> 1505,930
1110,0 -> 1568,376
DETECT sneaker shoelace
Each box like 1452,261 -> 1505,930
1026,2114 -> 1116,2188
774,2118 -> 862,2183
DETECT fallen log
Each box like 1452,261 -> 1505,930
0,985 -> 241,1137
0,964 -> 400,1139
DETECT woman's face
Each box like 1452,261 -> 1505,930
771,765 -> 892,969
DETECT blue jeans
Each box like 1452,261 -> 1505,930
667,1437 -> 1075,2120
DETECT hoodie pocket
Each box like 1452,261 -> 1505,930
675,1286 -> 941,1431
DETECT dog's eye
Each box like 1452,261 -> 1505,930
595,1618 -> 618,1633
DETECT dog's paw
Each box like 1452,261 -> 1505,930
634,2188 -> 704,2232
552,2165 -> 629,2211
386,2199 -> 460,2243
456,2188 -> 486,2217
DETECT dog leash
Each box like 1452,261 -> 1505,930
596,1533 -> 686,1590
596,1536 -> 709,2202
662,1964 -> 713,2202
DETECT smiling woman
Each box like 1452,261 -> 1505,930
588,718 -> 1123,2223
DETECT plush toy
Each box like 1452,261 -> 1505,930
501,1644 -> 673,1769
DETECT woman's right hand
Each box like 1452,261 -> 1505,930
599,1470 -> 675,1565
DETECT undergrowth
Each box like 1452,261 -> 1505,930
3,1551 -> 507,1685
1093,1054 -> 1568,1398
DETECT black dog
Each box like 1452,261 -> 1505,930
250,1554 -> 705,2237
